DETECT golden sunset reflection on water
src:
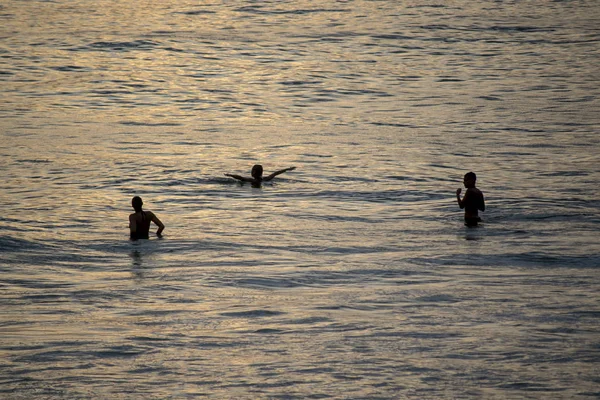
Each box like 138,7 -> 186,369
2,0 -> 599,398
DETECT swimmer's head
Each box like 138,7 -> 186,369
463,172 -> 477,188
251,164 -> 263,180
132,196 -> 143,212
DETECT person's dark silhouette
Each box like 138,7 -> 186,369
225,164 -> 296,187
456,172 -> 485,226
129,196 -> 165,240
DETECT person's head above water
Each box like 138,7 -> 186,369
132,196 -> 143,212
463,172 -> 477,188
251,164 -> 264,180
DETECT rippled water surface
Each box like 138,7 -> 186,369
1,1 -> 600,398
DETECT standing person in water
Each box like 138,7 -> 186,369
129,196 -> 165,240
456,172 -> 485,227
225,164 -> 296,187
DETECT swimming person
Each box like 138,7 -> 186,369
225,164 -> 296,187
456,172 -> 485,227
129,196 -> 165,240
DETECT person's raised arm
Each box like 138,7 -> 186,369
263,166 -> 296,181
456,188 -> 465,209
225,173 -> 253,183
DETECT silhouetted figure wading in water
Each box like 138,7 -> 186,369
129,196 -> 165,240
225,164 -> 296,188
456,172 -> 485,227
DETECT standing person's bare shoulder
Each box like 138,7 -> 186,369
467,187 -> 482,196
144,210 -> 156,219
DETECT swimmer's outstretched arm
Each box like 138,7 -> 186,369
263,166 -> 296,181
225,173 -> 254,183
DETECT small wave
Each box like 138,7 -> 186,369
74,40 -> 160,52
436,78 -> 464,82
118,121 -> 182,127
279,80 -> 322,86
407,4 -> 448,8
483,25 -> 555,33
287,317 -> 332,325
415,294 -> 460,303
175,10 -> 216,15
253,328 -> 284,334
220,309 -> 285,318
538,171 -> 589,177
16,158 -> 52,164
371,34 -> 414,41
370,121 -> 423,128
232,277 -> 303,289
234,6 -> 349,15
477,95 -> 503,101
299,188 -> 445,204
50,65 -> 89,72
419,23 -> 556,34
0,235 -> 48,252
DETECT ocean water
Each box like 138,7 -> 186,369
1,0 -> 599,398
